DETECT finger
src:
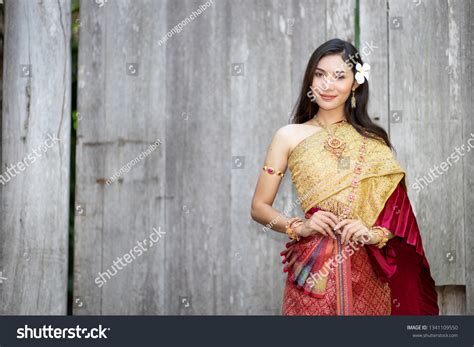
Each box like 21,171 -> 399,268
315,220 -> 335,239
352,230 -> 367,244
340,225 -> 348,244
357,228 -> 372,244
320,212 -> 339,227
314,224 -> 328,237
334,219 -> 352,231
346,225 -> 363,244
322,224 -> 336,239
327,228 -> 337,239
344,227 -> 358,245
285,239 -> 298,249
284,251 -> 300,270
338,220 -> 350,238
280,247 -> 294,259
317,217 -> 337,238
341,225 -> 356,244
326,212 -> 341,225
319,214 -> 336,229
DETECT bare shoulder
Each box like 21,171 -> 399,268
273,124 -> 296,140
277,123 -> 322,154
274,124 -> 308,141
268,125 -> 293,157
272,124 -> 304,151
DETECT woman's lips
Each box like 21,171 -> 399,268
320,94 -> 337,101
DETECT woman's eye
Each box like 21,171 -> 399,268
315,72 -> 323,77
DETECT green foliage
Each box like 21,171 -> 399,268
72,110 -> 79,131
355,0 -> 360,49
68,0 -> 80,315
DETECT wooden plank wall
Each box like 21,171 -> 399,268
463,0 -> 474,316
360,0 -> 473,314
0,0 -> 471,315
457,0 -> 473,315
74,0 -> 168,314
74,0 -> 355,315
0,0 -> 71,314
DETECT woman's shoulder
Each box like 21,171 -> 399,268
276,123 -> 322,151
276,123 -> 307,135
363,134 -> 406,173
365,133 -> 393,154
272,124 -> 301,147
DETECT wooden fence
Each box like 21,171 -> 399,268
0,0 -> 472,315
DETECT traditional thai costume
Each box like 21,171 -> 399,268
280,121 -> 439,315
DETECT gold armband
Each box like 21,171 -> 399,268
263,165 -> 285,177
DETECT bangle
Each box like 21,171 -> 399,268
263,165 -> 285,177
285,217 -> 303,241
370,226 -> 390,248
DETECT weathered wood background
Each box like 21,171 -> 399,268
0,0 -> 472,315
0,0 -> 71,314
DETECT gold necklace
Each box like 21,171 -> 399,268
314,117 -> 347,158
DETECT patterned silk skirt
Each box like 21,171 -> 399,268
281,242 -> 392,316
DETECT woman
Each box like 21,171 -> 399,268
250,38 -> 438,315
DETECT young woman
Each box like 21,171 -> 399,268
250,38 -> 438,315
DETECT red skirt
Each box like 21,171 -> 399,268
280,182 -> 439,315
281,241 -> 391,315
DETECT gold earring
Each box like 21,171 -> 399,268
351,89 -> 356,108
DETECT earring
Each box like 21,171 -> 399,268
309,86 -> 317,103
351,89 -> 356,108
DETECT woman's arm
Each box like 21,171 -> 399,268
250,126 -> 292,234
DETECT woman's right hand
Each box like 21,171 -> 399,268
294,210 -> 339,239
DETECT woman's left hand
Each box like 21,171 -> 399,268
334,219 -> 371,245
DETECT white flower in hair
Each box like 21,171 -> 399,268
355,63 -> 370,84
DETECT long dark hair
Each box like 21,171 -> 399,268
290,38 -> 394,152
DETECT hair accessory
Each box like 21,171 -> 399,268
262,165 -> 284,177
355,62 -> 370,84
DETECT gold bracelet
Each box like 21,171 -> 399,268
285,217 -> 303,241
370,226 -> 390,248
263,165 -> 285,177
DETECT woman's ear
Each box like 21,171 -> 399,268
352,82 -> 360,91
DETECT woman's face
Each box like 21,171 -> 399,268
310,54 -> 357,110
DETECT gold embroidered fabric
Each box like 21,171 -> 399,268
288,122 -> 405,227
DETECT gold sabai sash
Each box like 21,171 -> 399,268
288,122 -> 406,227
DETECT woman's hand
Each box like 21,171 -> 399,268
293,211 -> 339,239
334,219 -> 373,245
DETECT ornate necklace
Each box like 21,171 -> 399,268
313,117 -> 347,158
